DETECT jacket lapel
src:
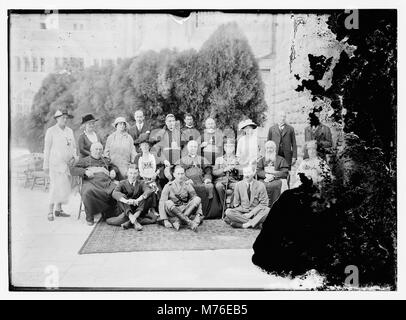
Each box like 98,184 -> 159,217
281,125 -> 288,137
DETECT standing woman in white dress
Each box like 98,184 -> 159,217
236,119 -> 260,170
43,109 -> 78,221
104,117 -> 137,180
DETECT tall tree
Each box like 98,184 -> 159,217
199,22 -> 268,129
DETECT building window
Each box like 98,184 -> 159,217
15,56 -> 21,72
40,22 -> 46,29
73,23 -> 77,30
63,57 -> 69,68
80,24 -> 84,30
24,57 -> 30,72
93,59 -> 99,67
40,58 -> 45,72
32,57 -> 38,72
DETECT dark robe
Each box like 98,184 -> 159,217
256,155 -> 289,208
71,156 -> 119,222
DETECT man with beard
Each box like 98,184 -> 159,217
256,140 -> 289,208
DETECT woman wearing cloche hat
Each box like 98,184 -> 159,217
77,114 -> 101,158
103,116 -> 137,179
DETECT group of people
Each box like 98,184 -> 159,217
43,107 -> 333,232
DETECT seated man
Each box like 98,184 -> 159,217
106,165 -> 155,230
71,142 -> 119,226
213,137 -> 241,211
159,165 -> 203,232
177,140 -> 214,200
224,166 -> 270,229
256,140 -> 289,208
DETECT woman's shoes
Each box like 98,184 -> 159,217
47,212 -> 54,221
87,220 -> 95,226
54,210 -> 71,217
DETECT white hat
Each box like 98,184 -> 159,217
113,117 -> 129,127
54,109 -> 73,119
238,119 -> 257,131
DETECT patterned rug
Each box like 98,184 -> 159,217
79,219 -> 260,254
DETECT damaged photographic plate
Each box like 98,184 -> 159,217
3,0 -> 404,303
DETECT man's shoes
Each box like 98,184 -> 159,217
229,221 -> 243,229
193,214 -> 204,226
47,212 -> 54,221
189,221 -> 199,232
149,208 -> 159,217
54,210 -> 71,217
87,220 -> 95,226
133,221 -> 143,231
172,221 -> 181,231
121,221 -> 133,230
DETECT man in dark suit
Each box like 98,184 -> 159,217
131,110 -> 152,153
267,111 -> 297,168
106,165 -> 155,230
180,113 -> 201,157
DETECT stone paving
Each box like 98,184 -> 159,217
9,180 -> 323,290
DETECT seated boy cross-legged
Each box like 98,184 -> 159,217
106,165 -> 155,230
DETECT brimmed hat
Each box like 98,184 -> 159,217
165,114 -> 176,121
54,109 -> 73,119
81,114 -> 98,125
113,117 -> 129,128
138,134 -> 152,146
238,119 -> 257,131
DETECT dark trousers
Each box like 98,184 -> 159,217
106,197 -> 157,226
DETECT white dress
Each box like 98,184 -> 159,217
43,124 -> 77,204
104,131 -> 137,178
236,132 -> 259,167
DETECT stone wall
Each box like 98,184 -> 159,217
259,14 -> 346,158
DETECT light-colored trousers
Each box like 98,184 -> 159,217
225,205 -> 270,228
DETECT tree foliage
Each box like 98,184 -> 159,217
21,22 -> 268,151
290,10 -> 397,288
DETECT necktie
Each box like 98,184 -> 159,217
247,183 -> 251,202
168,130 -> 173,164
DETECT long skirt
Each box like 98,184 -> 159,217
49,170 -> 71,205
81,181 -> 117,222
